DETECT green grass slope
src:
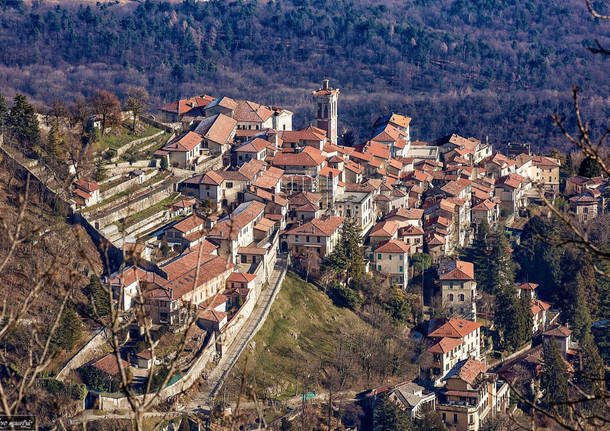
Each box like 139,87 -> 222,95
234,271 -> 375,398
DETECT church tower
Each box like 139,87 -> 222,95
312,79 -> 339,145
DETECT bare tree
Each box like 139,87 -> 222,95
90,89 -> 122,135
125,87 -> 149,132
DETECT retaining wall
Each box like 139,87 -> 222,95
100,170 -> 159,201
98,331 -> 218,411
56,329 -> 109,381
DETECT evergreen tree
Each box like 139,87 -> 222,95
541,338 -> 569,417
517,289 -> 533,343
94,158 -> 106,182
495,286 -> 522,351
488,231 -> 514,294
470,219 -> 492,293
46,122 -> 62,160
0,93 -> 8,131
373,395 -> 413,431
84,274 -> 111,318
325,218 -> 365,286
160,155 -> 168,171
578,332 -> 604,397
8,94 -> 41,157
569,273 -> 593,342
53,302 -> 82,351
578,157 -> 601,178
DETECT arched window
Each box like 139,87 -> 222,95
459,294 -> 465,301
449,294 -> 454,302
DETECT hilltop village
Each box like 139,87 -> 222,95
2,80 -> 605,430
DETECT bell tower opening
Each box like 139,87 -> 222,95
312,79 -> 339,145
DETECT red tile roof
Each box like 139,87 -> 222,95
455,358 -> 487,385
517,282 -> 539,290
543,325 -> 572,338
172,215 -> 206,233
428,337 -> 463,354
374,239 -> 410,253
236,137 -> 271,153
227,272 -> 257,283
439,260 -> 475,280
369,220 -> 399,237
75,179 -> 100,192
429,318 -> 481,339
90,354 -> 130,376
160,95 -> 215,115
164,131 -> 202,152
234,100 -> 273,123
286,216 -> 344,237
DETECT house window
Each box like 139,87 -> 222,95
453,414 -> 458,424
389,255 -> 392,261
226,182 -> 233,188
460,294 -> 465,301
369,253 -> 373,260
399,266 -> 403,272
449,294 -> 454,301
442,413 -> 446,422
399,254 -> 403,260
469,415 -> 474,424
377,254 -> 382,260
377,265 -> 381,271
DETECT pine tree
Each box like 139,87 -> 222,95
541,338 -> 569,417
53,302 -> 82,351
373,395 -> 413,431
325,218 -> 365,286
8,94 -> 41,157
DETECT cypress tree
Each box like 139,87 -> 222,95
578,332 -> 604,397
569,274 -> 593,342
517,289 -> 533,342
489,231 -> 515,294
471,218 -> 491,293
541,338 -> 569,417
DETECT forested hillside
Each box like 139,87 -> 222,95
0,0 -> 608,150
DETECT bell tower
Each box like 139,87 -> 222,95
312,79 -> 339,145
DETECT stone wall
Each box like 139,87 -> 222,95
112,131 -> 166,159
56,329 -> 109,381
88,180 -> 175,228
100,170 -> 158,201
98,331 -> 217,411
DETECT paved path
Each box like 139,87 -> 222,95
188,255 -> 288,410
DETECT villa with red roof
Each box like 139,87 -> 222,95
281,216 -> 344,257
369,239 -> 410,289
438,260 -> 477,320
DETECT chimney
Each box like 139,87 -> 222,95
322,79 -> 329,91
